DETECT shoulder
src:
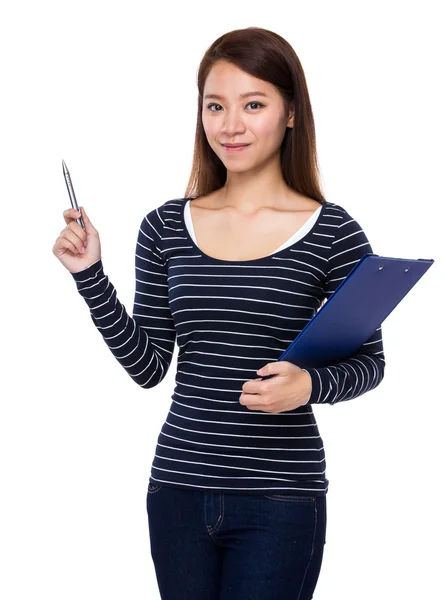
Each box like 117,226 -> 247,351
148,197 -> 188,221
160,197 -> 189,214
140,197 -> 188,236
323,202 -> 373,254
322,201 -> 367,230
322,200 -> 353,219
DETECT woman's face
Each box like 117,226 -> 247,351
202,60 -> 294,173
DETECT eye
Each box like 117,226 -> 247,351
206,101 -> 264,112
247,101 -> 263,110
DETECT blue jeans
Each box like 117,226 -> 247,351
146,482 -> 327,600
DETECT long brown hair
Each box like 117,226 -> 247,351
184,26 -> 326,205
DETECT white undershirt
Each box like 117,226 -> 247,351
184,199 -> 323,255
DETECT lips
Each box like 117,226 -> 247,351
222,143 -> 250,147
222,144 -> 251,153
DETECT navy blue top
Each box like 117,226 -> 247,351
71,197 -> 385,496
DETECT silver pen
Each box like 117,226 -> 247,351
62,159 -> 86,230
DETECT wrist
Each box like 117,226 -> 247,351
300,369 -> 312,405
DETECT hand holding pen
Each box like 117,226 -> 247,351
52,160 -> 102,273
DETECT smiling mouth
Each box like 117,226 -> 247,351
222,144 -> 251,152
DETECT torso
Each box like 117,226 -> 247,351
189,190 -> 323,261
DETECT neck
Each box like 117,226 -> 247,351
219,154 -> 293,213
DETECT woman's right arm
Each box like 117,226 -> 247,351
69,209 -> 177,388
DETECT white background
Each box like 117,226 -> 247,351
1,1 -> 445,598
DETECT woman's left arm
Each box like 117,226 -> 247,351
300,208 -> 386,406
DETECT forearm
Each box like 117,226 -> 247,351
71,258 -> 174,388
301,327 -> 385,405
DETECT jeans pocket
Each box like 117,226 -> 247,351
147,482 -> 163,494
263,494 -> 316,502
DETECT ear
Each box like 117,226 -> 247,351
287,101 -> 295,128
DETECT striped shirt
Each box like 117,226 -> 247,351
71,197 -> 385,496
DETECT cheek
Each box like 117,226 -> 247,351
252,116 -> 285,143
202,115 -> 219,139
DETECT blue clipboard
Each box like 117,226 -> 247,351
272,253 -> 434,371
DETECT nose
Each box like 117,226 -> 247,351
221,109 -> 246,136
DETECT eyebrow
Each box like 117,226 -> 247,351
204,90 -> 268,100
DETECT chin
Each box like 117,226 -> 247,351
223,164 -> 255,174
219,152 -> 257,168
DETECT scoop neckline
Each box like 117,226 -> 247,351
180,197 -> 327,265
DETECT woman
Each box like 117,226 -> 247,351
53,26 -> 385,600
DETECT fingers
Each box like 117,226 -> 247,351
57,213 -> 88,253
68,219 -> 87,240
63,207 -> 82,225
63,206 -> 97,237
55,234 -> 85,255
62,225 -> 87,253
61,207 -> 88,250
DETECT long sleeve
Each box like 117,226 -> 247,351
302,208 -> 386,405
70,207 -> 177,389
